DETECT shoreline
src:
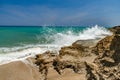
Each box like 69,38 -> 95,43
0,38 -> 101,65
0,26 -> 120,80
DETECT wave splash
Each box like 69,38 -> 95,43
49,25 -> 112,46
0,25 -> 112,65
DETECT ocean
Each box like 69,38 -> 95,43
0,26 -> 85,47
0,25 -> 112,64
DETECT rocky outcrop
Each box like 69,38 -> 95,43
34,51 -> 86,80
94,26 -> 120,65
109,25 -> 120,34
89,26 -> 120,80
34,39 -> 98,80
35,51 -> 57,80
59,39 -> 98,58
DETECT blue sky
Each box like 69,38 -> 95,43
0,0 -> 120,26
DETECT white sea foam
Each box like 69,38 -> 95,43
0,25 -> 112,65
52,25 -> 112,46
0,45 -> 60,65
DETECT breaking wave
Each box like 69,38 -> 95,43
43,25 -> 112,46
0,25 -> 112,65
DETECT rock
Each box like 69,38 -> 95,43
53,57 -> 86,75
59,40 -> 97,58
34,50 -> 88,80
91,26 -> 120,80
38,39 -> 100,80
35,51 -> 58,80
85,62 -> 98,80
72,39 -> 100,48
92,35 -> 113,56
34,39 -> 99,80
94,26 -> 120,65
109,26 -> 120,34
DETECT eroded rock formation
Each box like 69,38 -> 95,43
90,26 -> 120,80
34,26 -> 120,80
34,39 -> 98,80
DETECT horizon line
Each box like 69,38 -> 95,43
0,25 -> 112,27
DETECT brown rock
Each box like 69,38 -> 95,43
91,26 -> 120,80
59,40 -> 96,58
94,26 -> 120,65
35,51 -> 58,80
109,26 -> 120,34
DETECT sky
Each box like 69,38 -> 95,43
0,0 -> 120,26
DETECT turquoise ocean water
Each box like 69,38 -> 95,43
0,26 -> 86,47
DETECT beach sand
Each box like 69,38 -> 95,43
0,61 -> 41,80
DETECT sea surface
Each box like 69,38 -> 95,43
0,26 -> 85,47
0,25 -> 112,64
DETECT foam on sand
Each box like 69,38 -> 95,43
0,45 -> 60,65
